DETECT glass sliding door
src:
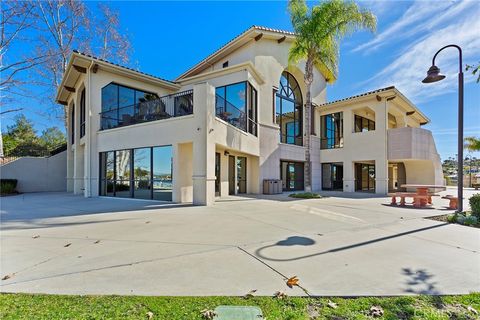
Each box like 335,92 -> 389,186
133,148 -> 151,199
322,163 -> 343,191
153,146 -> 173,201
280,161 -> 304,191
99,145 -> 172,201
215,153 -> 220,196
237,157 -> 247,194
355,163 -> 375,192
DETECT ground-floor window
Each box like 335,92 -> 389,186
355,163 -> 375,192
99,145 -> 172,201
322,163 -> 343,190
280,161 -> 304,191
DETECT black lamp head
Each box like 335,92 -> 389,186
422,65 -> 446,83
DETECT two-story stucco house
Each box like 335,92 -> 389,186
56,26 -> 443,205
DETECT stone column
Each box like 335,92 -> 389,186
374,101 -> 389,194
192,83 -> 216,206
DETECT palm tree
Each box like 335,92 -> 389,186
465,136 -> 480,152
288,0 -> 376,192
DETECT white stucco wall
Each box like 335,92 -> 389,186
0,151 -> 67,193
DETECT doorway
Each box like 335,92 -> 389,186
280,161 -> 304,191
355,163 -> 375,192
215,152 -> 220,196
228,155 -> 235,195
237,157 -> 247,194
322,163 -> 343,190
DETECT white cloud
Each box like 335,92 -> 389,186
359,2 -> 480,101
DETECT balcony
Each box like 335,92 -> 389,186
100,90 -> 193,130
387,127 -> 440,161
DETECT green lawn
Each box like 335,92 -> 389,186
1,293 -> 479,319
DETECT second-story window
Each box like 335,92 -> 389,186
275,71 -> 303,146
320,112 -> 343,149
354,114 -> 375,132
71,103 -> 75,144
215,81 -> 257,136
80,88 -> 86,137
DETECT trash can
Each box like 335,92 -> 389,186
263,179 -> 273,194
275,179 -> 282,194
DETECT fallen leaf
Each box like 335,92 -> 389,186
307,304 -> 319,319
77,255 -> 82,258
64,243 -> 72,247
200,309 -> 216,319
244,289 -> 257,298
146,311 -> 154,319
369,306 -> 384,317
94,240 -> 101,244
467,306 -> 478,315
32,235 -> 40,239
145,221 -> 151,224
327,300 -> 338,309
1,274 -> 14,281
274,291 -> 287,299
286,275 -> 299,288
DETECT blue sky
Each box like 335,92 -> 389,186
3,0 -> 479,160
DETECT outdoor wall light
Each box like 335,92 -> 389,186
422,65 -> 446,83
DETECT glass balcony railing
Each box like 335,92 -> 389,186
100,90 -> 193,130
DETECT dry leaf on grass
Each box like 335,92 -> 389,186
146,311 -> 154,319
200,309 -> 216,319
274,291 -> 287,299
94,240 -> 101,244
64,243 -> 72,247
286,275 -> 299,288
32,235 -> 40,239
306,304 -> 320,319
327,300 -> 338,309
1,274 -> 14,281
244,289 -> 257,298
369,306 -> 384,317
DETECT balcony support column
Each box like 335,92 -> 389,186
192,83 -> 216,206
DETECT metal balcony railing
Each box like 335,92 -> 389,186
100,90 -> 193,130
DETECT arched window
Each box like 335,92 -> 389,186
275,71 -> 303,145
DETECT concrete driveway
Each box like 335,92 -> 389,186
1,189 -> 479,296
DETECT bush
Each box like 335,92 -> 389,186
469,194 -> 480,216
288,192 -> 322,199
0,179 -> 18,194
447,214 -> 457,223
463,215 -> 478,226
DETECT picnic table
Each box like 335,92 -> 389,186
400,184 -> 446,208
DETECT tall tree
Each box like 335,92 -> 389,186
465,137 -> 480,152
288,0 -> 376,192
0,0 -> 132,120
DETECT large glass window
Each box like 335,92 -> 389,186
99,146 -> 172,201
275,72 -> 303,146
354,115 -> 375,132
215,81 -> 257,136
80,89 -> 86,138
320,112 -> 343,149
71,103 -> 75,144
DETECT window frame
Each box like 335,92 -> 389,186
80,88 -> 86,138
275,71 -> 303,146
354,114 -> 375,133
320,112 -> 344,149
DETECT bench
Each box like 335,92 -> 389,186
390,192 -> 432,208
441,195 -> 458,210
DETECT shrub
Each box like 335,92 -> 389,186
455,214 -> 466,225
289,192 -> 322,199
0,179 -> 18,194
447,214 -> 457,223
469,194 -> 480,216
463,215 -> 478,226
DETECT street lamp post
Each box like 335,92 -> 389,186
422,44 -> 464,212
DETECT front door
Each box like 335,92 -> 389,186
237,157 -> 247,194
215,152 -> 220,196
280,161 -> 304,191
228,155 -> 235,195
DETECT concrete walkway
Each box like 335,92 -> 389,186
1,189 -> 479,296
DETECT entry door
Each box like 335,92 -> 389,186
228,155 -> 235,195
237,157 -> 247,194
281,161 -> 304,191
215,153 -> 220,196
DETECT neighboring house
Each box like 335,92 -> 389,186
55,26 -> 443,205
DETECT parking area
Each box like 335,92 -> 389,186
1,189 -> 479,296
